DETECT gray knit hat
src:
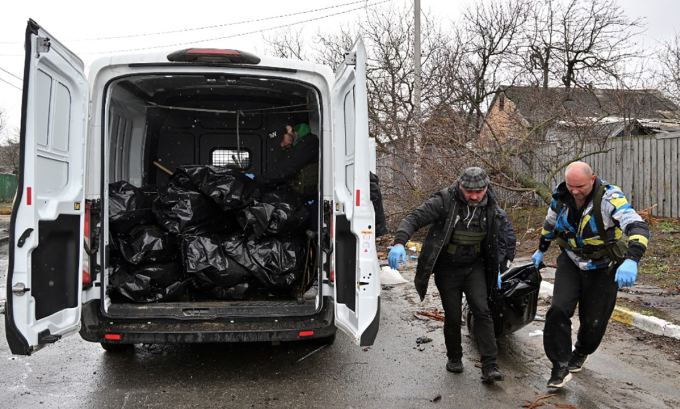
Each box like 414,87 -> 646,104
458,167 -> 489,191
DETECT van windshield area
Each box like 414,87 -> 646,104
103,73 -> 322,313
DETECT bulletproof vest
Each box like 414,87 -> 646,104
446,205 -> 487,265
287,161 -> 318,197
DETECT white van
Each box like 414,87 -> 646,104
5,20 -> 381,355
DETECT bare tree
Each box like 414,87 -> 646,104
655,32 -> 680,104
0,109 -> 20,174
453,0 -> 530,133
262,27 -> 308,60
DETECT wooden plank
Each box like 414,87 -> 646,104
672,137 -> 679,218
616,138 -> 623,187
623,137 -> 633,198
643,137 -> 652,212
664,138 -> 670,217
654,139 -> 666,217
631,137 -> 639,209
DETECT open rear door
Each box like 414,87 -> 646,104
5,20 -> 88,355
331,38 -> 380,346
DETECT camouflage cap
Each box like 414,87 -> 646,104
458,167 -> 489,191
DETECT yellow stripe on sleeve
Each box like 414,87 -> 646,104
628,234 -> 649,247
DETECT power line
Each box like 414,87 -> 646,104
0,0 -> 369,45
0,66 -> 22,81
0,76 -> 22,91
82,0 -> 390,55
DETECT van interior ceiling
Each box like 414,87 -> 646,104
103,73 -> 322,316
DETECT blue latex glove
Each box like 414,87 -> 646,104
388,245 -> 407,270
245,173 -> 255,179
532,250 -> 545,269
615,259 -> 638,289
497,270 -> 502,290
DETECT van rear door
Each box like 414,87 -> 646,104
5,20 -> 88,355
331,38 -> 380,347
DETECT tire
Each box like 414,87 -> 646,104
100,342 -> 134,353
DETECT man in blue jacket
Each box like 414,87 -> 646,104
532,161 -> 650,389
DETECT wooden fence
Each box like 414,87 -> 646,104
520,135 -> 680,218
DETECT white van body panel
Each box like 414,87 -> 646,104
331,39 -> 380,345
8,21 -> 380,354
5,21 -> 88,355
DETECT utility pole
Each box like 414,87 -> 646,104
414,0 -> 421,116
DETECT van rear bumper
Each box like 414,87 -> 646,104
79,299 -> 336,344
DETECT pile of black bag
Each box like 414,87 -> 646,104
108,166 -> 312,303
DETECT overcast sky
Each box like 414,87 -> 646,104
1,0 -> 678,134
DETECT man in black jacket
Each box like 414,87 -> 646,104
255,123 -> 319,199
388,167 -> 504,383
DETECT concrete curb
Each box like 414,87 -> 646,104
539,281 -> 680,340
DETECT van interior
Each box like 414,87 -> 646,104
101,73 -> 322,318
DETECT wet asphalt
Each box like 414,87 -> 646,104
2,250 -> 680,408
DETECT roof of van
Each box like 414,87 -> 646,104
87,50 -> 335,80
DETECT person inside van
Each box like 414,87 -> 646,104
255,123 -> 319,199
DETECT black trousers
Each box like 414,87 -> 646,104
544,251 -> 619,365
433,256 -> 497,367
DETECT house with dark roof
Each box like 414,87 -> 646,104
480,86 -> 680,144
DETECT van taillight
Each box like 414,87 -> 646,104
299,331 -> 314,338
104,334 -> 121,341
83,202 -> 91,286
167,48 -> 261,64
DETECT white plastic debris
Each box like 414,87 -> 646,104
380,266 -> 409,285
529,330 -> 544,337
408,246 -> 417,252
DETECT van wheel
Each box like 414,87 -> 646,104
100,342 -> 134,353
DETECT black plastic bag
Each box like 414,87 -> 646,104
464,263 -> 542,338
237,188 -> 310,239
182,234 -> 250,289
116,225 -> 179,265
182,165 -> 260,211
109,263 -> 189,303
153,171 -> 225,235
222,233 -> 304,293
109,181 -> 156,234
191,280 -> 257,300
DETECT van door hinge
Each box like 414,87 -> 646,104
344,52 -> 356,66
36,37 -> 51,56
38,329 -> 61,345
12,283 -> 30,296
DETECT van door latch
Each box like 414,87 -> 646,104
17,228 -> 33,248
12,283 -> 30,296
36,37 -> 51,55
344,52 -> 356,66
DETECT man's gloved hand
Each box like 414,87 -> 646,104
615,259 -> 638,289
244,173 -> 255,179
497,269 -> 502,290
388,244 -> 407,270
532,250 -> 545,269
